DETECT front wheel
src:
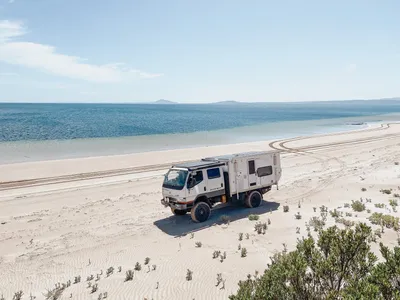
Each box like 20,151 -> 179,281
171,208 -> 187,216
245,191 -> 262,208
190,202 -> 211,223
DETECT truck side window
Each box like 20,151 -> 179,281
207,168 -> 221,179
257,166 -> 273,177
248,160 -> 255,174
193,171 -> 203,185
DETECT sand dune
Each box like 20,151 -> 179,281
0,123 -> 400,299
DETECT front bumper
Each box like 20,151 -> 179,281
161,197 -> 189,210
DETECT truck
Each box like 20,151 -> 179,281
161,151 -> 282,222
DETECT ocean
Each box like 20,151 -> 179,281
1,101 -> 400,163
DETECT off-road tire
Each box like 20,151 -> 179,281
245,191 -> 263,208
191,202 -> 211,223
171,208 -> 187,216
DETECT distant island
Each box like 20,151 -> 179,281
144,97 -> 400,105
153,99 -> 177,104
213,100 -> 242,105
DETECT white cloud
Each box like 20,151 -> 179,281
0,20 -> 163,82
0,20 -> 25,41
8,0 -> 15,3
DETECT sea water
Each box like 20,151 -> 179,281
0,101 -> 400,164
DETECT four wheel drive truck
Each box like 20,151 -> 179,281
161,151 -> 282,223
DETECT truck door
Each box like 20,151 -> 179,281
248,160 -> 257,187
205,167 -> 224,193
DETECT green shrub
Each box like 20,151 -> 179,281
351,200 -> 365,212
248,214 -> 259,221
368,213 -> 399,230
254,222 -> 267,234
229,224 -> 400,300
330,209 -> 341,218
186,269 -> 193,281
213,250 -> 221,259
335,218 -> 355,227
241,248 -> 247,257
220,215 -> 230,224
380,189 -> 392,195
13,291 -> 23,300
320,205 -> 328,213
309,217 -> 325,231
125,270 -> 134,281
375,203 -> 385,209
134,262 -> 141,271
106,266 -> 114,277
389,199 -> 398,207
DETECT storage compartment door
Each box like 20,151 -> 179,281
248,160 -> 257,187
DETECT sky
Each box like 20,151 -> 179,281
0,0 -> 399,103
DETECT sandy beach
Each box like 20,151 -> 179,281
1,123 -> 400,300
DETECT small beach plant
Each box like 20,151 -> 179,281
125,270 -> 134,281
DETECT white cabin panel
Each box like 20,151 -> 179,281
205,167 -> 224,193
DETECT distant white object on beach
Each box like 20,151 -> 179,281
346,122 -> 366,125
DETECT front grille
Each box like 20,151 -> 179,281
166,197 -> 177,203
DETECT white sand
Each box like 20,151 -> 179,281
0,123 -> 400,300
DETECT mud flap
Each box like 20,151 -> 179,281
161,198 -> 169,207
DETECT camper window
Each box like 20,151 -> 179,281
257,166 -> 273,177
207,168 -> 221,179
248,160 -> 255,174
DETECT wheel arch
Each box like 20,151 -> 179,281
194,195 -> 212,207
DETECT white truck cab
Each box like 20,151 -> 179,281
161,151 -> 281,222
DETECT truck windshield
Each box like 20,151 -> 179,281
163,169 -> 188,190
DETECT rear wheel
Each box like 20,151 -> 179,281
191,202 -> 211,223
245,191 -> 262,208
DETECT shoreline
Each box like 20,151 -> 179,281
2,113 -> 399,165
0,121 -> 398,192
0,122 -> 384,176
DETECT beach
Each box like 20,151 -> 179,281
1,123 -> 400,300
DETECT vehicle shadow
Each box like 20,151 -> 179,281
153,201 -> 280,237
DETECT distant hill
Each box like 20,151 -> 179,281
153,99 -> 177,104
213,100 -> 242,105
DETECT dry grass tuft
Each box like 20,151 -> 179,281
134,262 -> 142,271
125,270 -> 134,282
186,269 -> 193,281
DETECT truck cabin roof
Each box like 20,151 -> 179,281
203,150 -> 279,161
172,160 -> 225,171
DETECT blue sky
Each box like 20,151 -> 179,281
0,0 -> 399,103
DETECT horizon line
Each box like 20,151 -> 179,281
0,97 -> 400,105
